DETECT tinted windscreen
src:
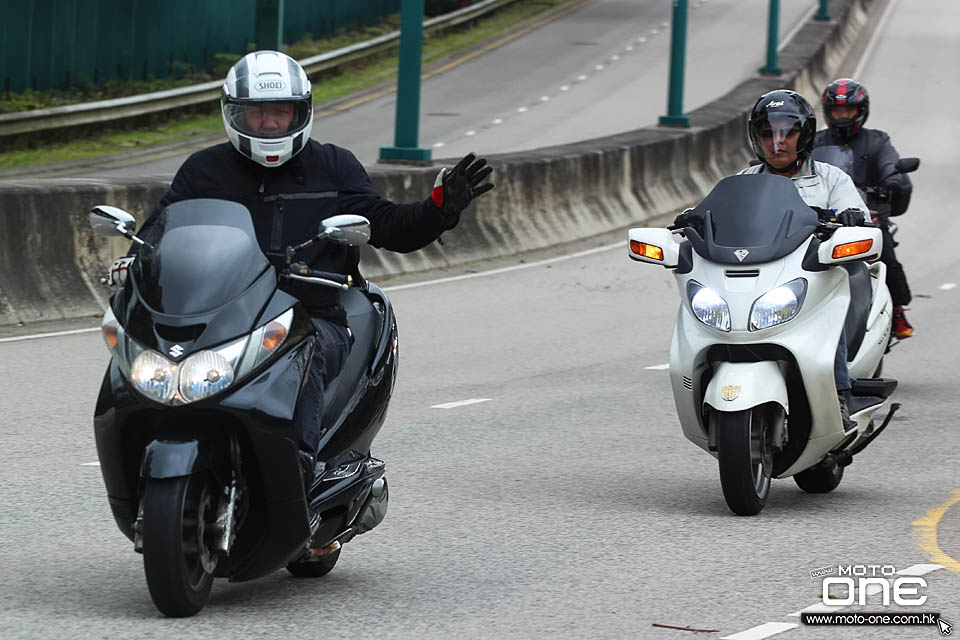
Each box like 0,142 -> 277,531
134,199 -> 270,315
687,174 -> 819,265
811,145 -> 855,178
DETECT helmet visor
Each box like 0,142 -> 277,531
223,98 -> 311,139
755,115 -> 803,160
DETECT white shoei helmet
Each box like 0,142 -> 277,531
221,51 -> 313,167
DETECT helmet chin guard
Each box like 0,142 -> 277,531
221,51 -> 313,167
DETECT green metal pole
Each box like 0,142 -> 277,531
255,0 -> 284,50
815,0 -> 830,21
659,0 -> 690,127
379,0 -> 431,163
759,0 -> 782,75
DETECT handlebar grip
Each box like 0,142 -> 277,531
290,265 -> 350,285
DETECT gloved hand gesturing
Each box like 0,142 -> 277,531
106,256 -> 135,287
431,152 -> 494,217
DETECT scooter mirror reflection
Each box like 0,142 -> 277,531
90,205 -> 137,237
321,214 -> 371,246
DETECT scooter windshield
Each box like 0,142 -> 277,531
811,145 -> 855,178
135,199 -> 270,315
686,174 -> 819,265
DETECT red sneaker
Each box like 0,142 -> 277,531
892,307 -> 914,339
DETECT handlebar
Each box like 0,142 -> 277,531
281,262 -> 352,290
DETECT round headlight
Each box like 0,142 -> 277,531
179,350 -> 235,403
130,351 -> 178,403
688,281 -> 731,331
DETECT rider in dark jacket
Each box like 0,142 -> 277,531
118,51 -> 493,483
815,78 -> 915,338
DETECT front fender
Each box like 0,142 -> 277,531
141,439 -> 216,480
703,361 -> 789,413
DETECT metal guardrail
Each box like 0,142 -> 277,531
0,0 -> 522,139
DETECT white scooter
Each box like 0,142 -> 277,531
629,174 -> 899,515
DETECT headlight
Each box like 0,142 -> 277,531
130,350 -> 179,403
179,350 -> 235,402
749,278 -> 808,330
687,281 -> 731,331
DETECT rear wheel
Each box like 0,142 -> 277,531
142,475 -> 220,617
794,462 -> 844,493
715,408 -> 774,516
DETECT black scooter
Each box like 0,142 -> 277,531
89,199 -> 397,617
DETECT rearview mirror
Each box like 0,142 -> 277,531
894,157 -> 920,174
628,227 -> 680,268
90,205 -> 137,237
321,214 -> 371,246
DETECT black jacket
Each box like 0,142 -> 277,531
814,128 -> 913,216
133,140 -> 456,324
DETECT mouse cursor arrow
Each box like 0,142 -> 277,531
939,617 -> 953,636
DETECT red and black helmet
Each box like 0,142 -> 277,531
822,78 -> 869,139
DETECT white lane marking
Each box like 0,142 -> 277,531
854,0 -> 901,78
0,327 -> 100,344
660,21 -> 669,28
433,141 -> 445,148
492,118 -> 503,124
720,622 -> 798,640
577,74 -> 588,81
560,85 -> 570,91
637,37 -> 647,43
81,461 -> 101,466
594,64 -> 604,71
611,54 -> 620,61
625,45 -> 634,52
383,241 -> 621,292
465,130 -> 476,136
540,95 -> 550,102
650,28 -> 659,35
939,283 -> 957,290
896,563 -> 944,576
778,3 -> 817,52
645,363 -> 670,370
517,106 -> 528,113
431,398 -> 491,409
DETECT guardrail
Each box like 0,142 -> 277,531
0,0 -> 522,143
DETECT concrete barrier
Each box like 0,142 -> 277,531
0,0 -> 873,327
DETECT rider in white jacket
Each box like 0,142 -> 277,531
738,158 -> 868,221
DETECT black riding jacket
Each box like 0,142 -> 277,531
133,140 -> 456,324
814,128 -> 913,215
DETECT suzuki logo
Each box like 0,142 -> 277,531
734,249 -> 750,262
255,80 -> 286,92
169,344 -> 184,358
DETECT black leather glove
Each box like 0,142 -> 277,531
668,208 -> 705,234
836,208 -> 865,227
431,152 -> 494,217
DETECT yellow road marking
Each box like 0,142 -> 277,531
315,0 -> 593,119
913,488 -> 960,575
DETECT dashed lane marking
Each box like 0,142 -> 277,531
81,462 -> 100,466
939,283 -> 957,290
431,398 -> 491,409
0,327 -> 99,343
644,363 -> 670,370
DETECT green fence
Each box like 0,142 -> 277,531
1,0 -> 402,93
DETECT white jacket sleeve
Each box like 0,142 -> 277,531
817,161 -> 870,223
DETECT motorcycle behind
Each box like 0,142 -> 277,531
89,199 -> 398,616
628,174 -> 900,515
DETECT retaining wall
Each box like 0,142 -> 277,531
0,0 -> 872,327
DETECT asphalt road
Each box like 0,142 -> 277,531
36,0 -> 816,180
0,0 -> 956,638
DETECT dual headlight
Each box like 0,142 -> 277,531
686,279 -> 807,332
101,307 -> 294,404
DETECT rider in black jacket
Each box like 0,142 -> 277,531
814,78 -> 915,338
117,51 -> 493,482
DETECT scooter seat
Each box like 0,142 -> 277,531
320,287 -> 383,429
843,262 -> 872,361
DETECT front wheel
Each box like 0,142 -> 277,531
794,462 -> 844,493
715,408 -> 774,516
142,475 -> 220,617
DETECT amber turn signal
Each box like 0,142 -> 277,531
832,239 -> 873,259
262,321 -> 288,352
630,239 -> 664,261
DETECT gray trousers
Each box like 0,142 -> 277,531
293,318 -> 352,456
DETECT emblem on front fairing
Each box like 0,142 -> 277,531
169,344 -> 184,358
721,385 -> 741,401
734,249 -> 750,262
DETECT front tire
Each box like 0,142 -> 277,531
794,462 -> 844,493
715,408 -> 773,516
142,475 -> 220,617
